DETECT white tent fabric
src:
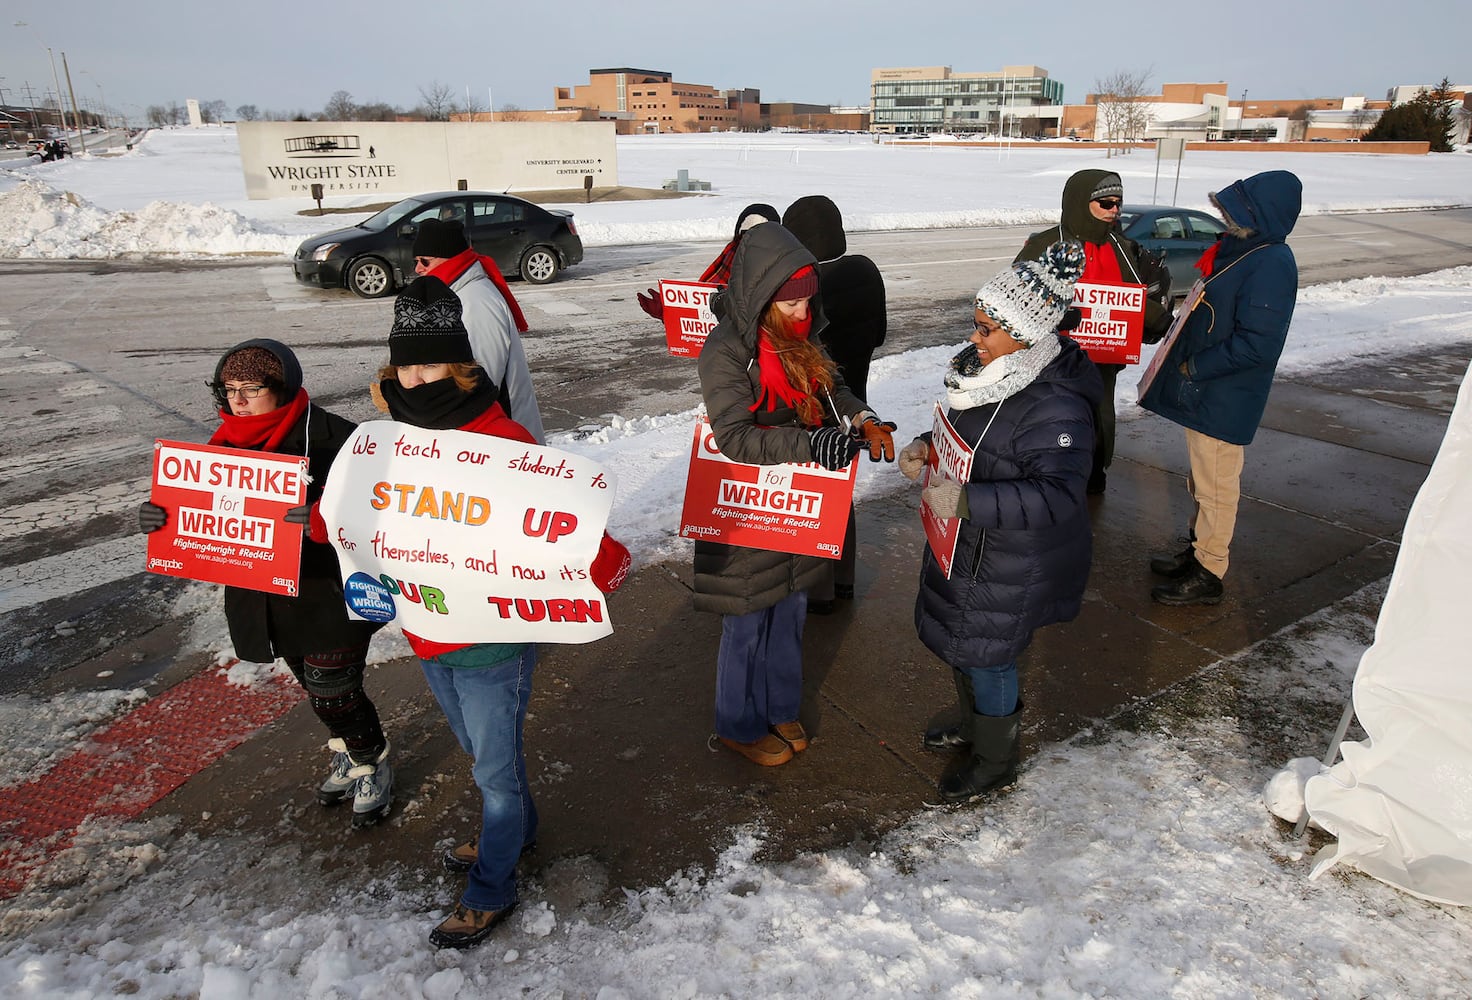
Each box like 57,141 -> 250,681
1304,360 -> 1472,905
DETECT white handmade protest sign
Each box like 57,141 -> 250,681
319,421 -> 617,644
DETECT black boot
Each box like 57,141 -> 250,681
922,670 -> 975,752
1149,535 -> 1197,578
938,707 -> 1022,803
1151,557 -> 1224,606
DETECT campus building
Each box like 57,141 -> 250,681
869,66 -> 1064,135
553,68 -> 738,134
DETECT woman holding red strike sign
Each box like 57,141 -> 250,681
137,340 -> 392,828
896,243 -> 1101,804
693,222 -> 897,768
372,276 -> 631,951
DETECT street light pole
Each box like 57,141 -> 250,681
60,51 -> 85,152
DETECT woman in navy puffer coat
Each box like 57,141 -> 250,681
899,242 -> 1102,803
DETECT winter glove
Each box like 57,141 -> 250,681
636,288 -> 664,321
284,502 -> 328,544
809,425 -> 861,471
897,438 -> 930,481
591,532 -> 632,594
855,417 -> 898,462
138,501 -> 167,534
921,477 -> 968,520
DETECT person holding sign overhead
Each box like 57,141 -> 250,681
694,222 -> 896,767
372,276 -> 631,950
636,203 -> 780,321
1016,170 -> 1172,495
137,340 -> 392,828
896,243 -> 1101,803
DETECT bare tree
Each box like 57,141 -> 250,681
235,104 -> 260,122
201,99 -> 230,124
1349,105 -> 1374,137
1093,68 -> 1154,155
322,90 -> 356,121
496,102 -> 529,122
418,82 -> 454,122
1287,103 -> 1314,141
452,89 -> 486,119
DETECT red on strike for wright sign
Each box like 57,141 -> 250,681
1068,281 -> 1145,365
145,440 -> 308,596
659,279 -> 720,358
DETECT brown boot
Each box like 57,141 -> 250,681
428,901 -> 518,950
770,721 -> 809,753
718,733 -> 794,766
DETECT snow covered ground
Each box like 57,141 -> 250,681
2,128 -> 1472,997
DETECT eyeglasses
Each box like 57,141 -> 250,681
414,257 -> 434,267
1094,199 -> 1122,210
210,383 -> 271,399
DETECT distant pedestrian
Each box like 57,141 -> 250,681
899,243 -> 1100,802
1139,170 -> 1302,605
783,194 -> 888,610
1016,169 -> 1172,494
694,222 -> 895,767
137,340 -> 392,828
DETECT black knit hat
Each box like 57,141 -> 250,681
782,195 -> 847,262
389,277 -> 474,366
412,218 -> 470,259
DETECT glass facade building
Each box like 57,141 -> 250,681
870,65 -> 1064,134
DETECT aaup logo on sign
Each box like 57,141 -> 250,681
344,572 -> 397,623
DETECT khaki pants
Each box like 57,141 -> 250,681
1185,428 -> 1245,579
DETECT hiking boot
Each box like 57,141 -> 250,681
770,720 -> 809,753
442,838 -> 538,874
428,901 -> 518,950
835,584 -> 855,601
718,733 -> 794,766
348,742 -> 393,828
1151,558 -> 1224,606
316,739 -> 356,806
1149,537 -> 1197,578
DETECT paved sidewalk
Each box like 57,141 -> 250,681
10,347 -> 1467,904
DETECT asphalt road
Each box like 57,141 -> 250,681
2,206 -> 1471,698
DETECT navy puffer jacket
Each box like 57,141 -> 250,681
1139,170 -> 1301,445
914,336 -> 1102,670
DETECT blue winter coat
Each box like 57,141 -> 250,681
914,336 -> 1103,670
1139,170 -> 1302,445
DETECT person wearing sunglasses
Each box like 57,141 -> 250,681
137,340 -> 392,829
1015,169 -> 1173,495
410,218 -> 544,443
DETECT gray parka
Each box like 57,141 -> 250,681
692,223 -> 868,615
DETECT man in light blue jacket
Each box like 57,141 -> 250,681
1139,170 -> 1302,606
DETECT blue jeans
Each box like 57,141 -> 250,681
715,590 -> 806,742
964,661 -> 1018,716
420,646 -> 537,912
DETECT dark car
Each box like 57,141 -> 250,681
293,191 -> 584,298
1118,204 -> 1227,300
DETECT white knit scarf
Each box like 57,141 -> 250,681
944,334 -> 1061,411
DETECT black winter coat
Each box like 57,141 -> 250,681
693,223 -> 867,616
914,337 -> 1102,669
224,405 -> 381,662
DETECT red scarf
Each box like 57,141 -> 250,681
1195,241 -> 1222,278
428,249 -> 529,333
699,240 -> 738,284
209,390 -> 310,452
1082,240 -> 1124,284
747,322 -> 817,422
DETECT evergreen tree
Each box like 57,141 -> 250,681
1364,78 -> 1457,151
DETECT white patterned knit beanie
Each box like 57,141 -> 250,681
975,241 -> 1086,346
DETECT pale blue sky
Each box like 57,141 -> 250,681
3,0 -> 1465,122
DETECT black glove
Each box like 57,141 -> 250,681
138,501 -> 167,534
636,288 -> 664,320
809,426 -> 861,471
